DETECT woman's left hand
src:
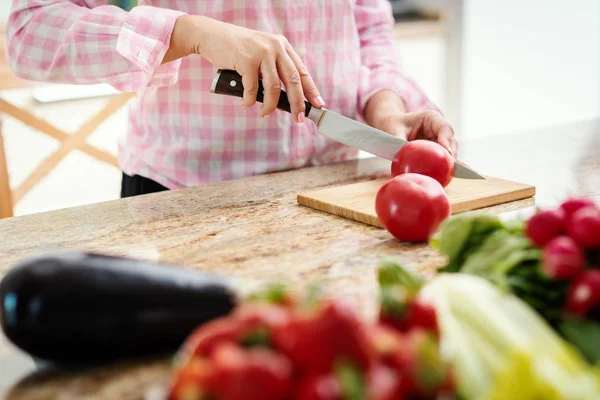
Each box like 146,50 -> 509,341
363,90 -> 458,159
376,110 -> 458,159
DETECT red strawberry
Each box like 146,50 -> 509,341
367,364 -> 404,400
208,343 -> 293,400
390,329 -> 451,398
180,303 -> 291,360
293,373 -> 342,400
371,325 -> 404,363
180,317 -> 243,359
380,299 -> 439,336
273,298 -> 376,373
166,357 -> 215,400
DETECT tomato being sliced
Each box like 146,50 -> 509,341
375,173 -> 451,242
391,140 -> 454,188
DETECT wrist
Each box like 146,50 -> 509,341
364,90 -> 407,128
162,14 -> 196,64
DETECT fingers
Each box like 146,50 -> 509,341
259,60 -> 281,118
240,68 -> 260,108
424,111 -> 458,158
237,33 -> 323,122
285,42 -> 324,108
437,126 -> 458,159
276,53 -> 307,123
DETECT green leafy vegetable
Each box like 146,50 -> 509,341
432,213 -> 504,273
559,318 -> 600,365
430,211 -> 600,365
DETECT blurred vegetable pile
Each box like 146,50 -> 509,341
431,196 -> 600,365
166,275 -> 455,400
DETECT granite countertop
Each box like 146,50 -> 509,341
1,118 -> 599,400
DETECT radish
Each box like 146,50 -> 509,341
525,209 -> 565,247
559,197 -> 597,221
542,236 -> 584,280
567,206 -> 600,248
564,270 -> 600,317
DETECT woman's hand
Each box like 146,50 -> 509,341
164,15 -> 325,121
364,90 -> 458,158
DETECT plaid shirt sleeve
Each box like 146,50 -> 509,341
5,0 -> 185,92
354,0 -> 439,117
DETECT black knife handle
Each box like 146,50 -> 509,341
0,251 -> 238,366
211,69 -> 313,117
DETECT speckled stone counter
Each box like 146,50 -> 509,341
1,118 -> 599,399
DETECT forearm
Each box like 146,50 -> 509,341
6,0 -> 184,91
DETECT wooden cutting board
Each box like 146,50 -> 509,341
297,176 -> 535,228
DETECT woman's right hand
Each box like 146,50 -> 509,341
164,15 -> 325,122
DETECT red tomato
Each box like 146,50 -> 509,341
391,140 -> 454,188
375,173 -> 451,242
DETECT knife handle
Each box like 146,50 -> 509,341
211,69 -> 313,117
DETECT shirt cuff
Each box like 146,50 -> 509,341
116,5 -> 186,88
356,66 -> 440,119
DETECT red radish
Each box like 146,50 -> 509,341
525,209 -> 565,247
559,197 -> 597,221
391,140 -> 455,188
542,236 -> 584,280
567,206 -> 600,248
565,270 -> 600,317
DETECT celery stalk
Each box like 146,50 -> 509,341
419,273 -> 600,400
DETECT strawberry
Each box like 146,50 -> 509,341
208,342 -> 293,400
166,357 -> 215,400
179,302 -> 291,361
179,317 -> 243,360
380,298 -> 439,337
293,373 -> 343,400
390,329 -> 452,398
273,297 -> 376,373
366,364 -> 404,400
371,325 -> 404,363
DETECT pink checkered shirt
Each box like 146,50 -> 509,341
6,0 -> 437,189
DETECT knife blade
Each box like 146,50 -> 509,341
211,69 -> 485,180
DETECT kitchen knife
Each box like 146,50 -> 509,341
210,69 -> 484,180
0,251 -> 241,365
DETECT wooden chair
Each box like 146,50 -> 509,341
0,24 -> 135,218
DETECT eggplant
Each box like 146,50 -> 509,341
0,251 -> 238,366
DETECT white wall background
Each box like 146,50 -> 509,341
461,0 -> 600,140
0,2 -> 11,20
